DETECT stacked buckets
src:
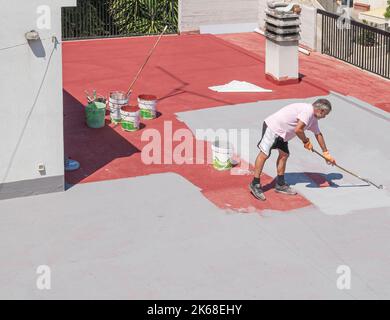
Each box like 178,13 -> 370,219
86,91 -> 234,171
118,94 -> 158,132
85,91 -> 159,132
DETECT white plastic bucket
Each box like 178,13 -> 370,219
120,106 -> 140,132
138,94 -> 157,120
211,140 -> 233,171
109,91 -> 129,124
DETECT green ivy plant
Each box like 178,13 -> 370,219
108,0 -> 178,35
385,0 -> 390,19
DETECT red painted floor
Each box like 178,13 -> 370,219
62,33 -> 338,212
218,33 -> 390,112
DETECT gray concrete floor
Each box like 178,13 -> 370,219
0,92 -> 389,299
0,173 -> 389,299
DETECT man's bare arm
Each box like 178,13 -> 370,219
315,133 -> 328,152
316,133 -> 336,164
294,120 -> 309,143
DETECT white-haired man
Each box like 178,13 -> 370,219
250,99 -> 336,201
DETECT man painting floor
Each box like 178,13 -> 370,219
250,99 -> 336,201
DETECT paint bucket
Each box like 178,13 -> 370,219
109,91 -> 129,124
120,105 -> 140,132
211,140 -> 233,171
85,101 -> 106,129
138,94 -> 158,120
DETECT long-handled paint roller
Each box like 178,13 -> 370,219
312,148 -> 383,189
126,25 -> 168,96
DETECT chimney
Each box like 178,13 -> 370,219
264,1 -> 302,85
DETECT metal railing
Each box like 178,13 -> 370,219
62,0 -> 178,41
318,9 -> 390,79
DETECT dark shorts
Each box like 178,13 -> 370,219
257,122 -> 290,156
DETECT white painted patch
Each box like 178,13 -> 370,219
209,80 -> 273,93
176,93 -> 390,216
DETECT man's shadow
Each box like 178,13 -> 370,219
286,172 -> 343,188
262,172 -> 368,192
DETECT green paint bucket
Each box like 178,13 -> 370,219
85,101 -> 106,128
138,94 -> 158,120
211,141 -> 233,171
120,105 -> 140,132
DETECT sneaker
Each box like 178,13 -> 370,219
275,183 -> 297,195
249,183 -> 266,201
65,158 -> 80,172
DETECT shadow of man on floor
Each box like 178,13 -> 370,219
262,172 -> 344,192
285,172 -> 343,188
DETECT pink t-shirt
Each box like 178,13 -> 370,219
265,103 -> 321,141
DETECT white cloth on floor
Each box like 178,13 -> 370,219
209,80 -> 272,93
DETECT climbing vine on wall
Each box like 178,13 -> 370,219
385,0 -> 390,19
108,0 -> 178,34
62,0 -> 178,40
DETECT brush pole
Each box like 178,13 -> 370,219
312,149 -> 357,177
126,26 -> 168,96
312,148 -> 382,189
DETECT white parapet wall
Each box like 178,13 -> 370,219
0,0 -> 76,200
299,4 -> 317,50
258,0 -> 267,30
357,0 -> 388,10
179,0 -> 318,49
179,0 -> 259,33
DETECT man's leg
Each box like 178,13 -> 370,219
251,121 -> 276,201
275,149 -> 297,195
250,151 -> 269,201
254,151 -> 269,179
276,149 -> 289,181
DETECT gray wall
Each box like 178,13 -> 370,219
0,0 -> 76,199
179,0 -> 259,32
